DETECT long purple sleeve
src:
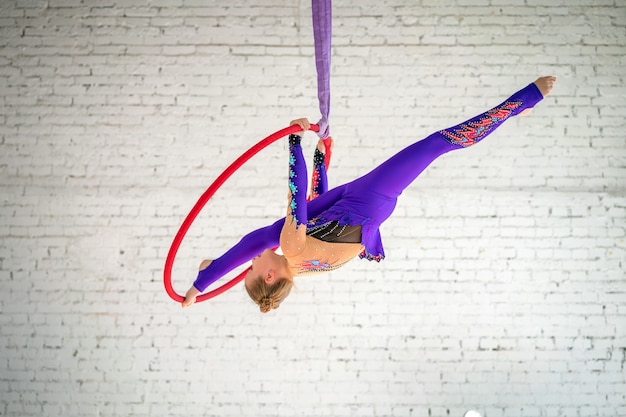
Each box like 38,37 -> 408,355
288,134 -> 309,227
193,219 -> 283,292
309,148 -> 328,200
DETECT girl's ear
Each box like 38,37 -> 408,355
264,270 -> 276,285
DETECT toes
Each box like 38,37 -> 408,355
535,76 -> 556,97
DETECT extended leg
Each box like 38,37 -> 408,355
347,78 -> 553,200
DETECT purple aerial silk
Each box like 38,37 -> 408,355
312,0 -> 332,139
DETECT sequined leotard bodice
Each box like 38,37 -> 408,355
282,220 -> 363,276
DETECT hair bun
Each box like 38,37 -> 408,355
259,296 -> 277,313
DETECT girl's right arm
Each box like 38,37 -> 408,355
280,119 -> 310,257
308,139 -> 329,201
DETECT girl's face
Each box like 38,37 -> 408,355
244,249 -> 279,287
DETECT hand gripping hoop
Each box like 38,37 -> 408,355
164,123 -> 321,303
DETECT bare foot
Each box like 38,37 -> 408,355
198,259 -> 212,271
534,76 -> 557,97
519,76 -> 557,116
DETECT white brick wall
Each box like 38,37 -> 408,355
1,1 -> 625,416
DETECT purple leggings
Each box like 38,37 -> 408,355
306,82 -> 544,260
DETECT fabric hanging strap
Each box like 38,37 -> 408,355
312,0 -> 332,139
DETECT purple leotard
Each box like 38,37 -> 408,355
194,82 -> 544,292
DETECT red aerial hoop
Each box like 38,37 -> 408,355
164,123 -> 321,303
166,0 -> 333,304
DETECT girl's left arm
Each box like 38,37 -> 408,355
280,119 -> 310,257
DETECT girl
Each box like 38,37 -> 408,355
183,76 -> 557,312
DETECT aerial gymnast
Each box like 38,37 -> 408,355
182,76 -> 557,312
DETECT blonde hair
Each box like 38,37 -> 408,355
245,275 -> 294,313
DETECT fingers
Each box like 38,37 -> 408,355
289,118 -> 310,132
